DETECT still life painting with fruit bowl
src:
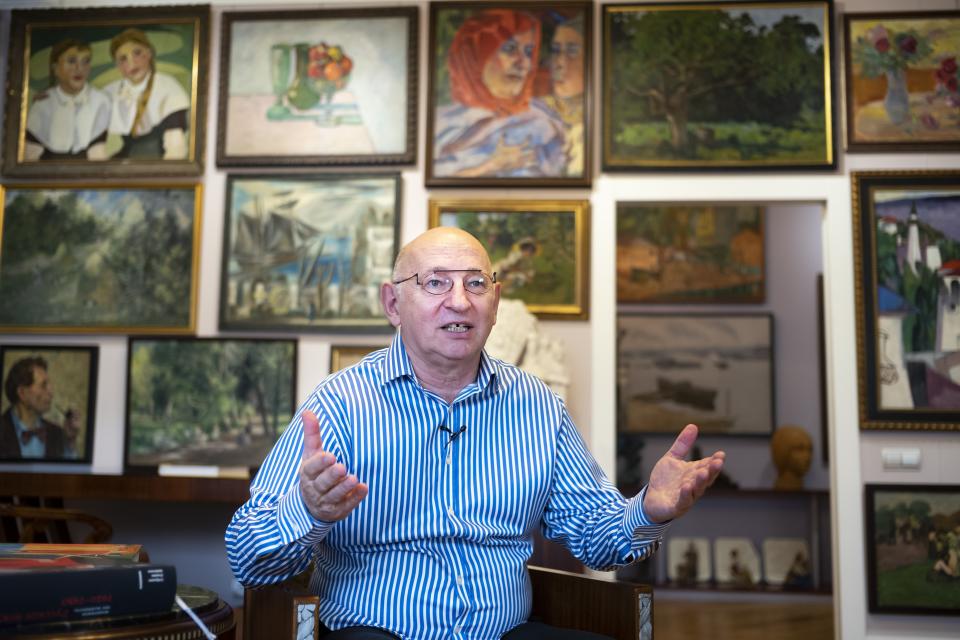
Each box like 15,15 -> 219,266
218,8 -> 417,165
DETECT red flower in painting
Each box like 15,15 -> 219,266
896,34 -> 918,55
936,58 -> 960,93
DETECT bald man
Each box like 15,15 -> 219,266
227,228 -> 725,640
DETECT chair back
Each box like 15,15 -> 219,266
0,502 -> 113,544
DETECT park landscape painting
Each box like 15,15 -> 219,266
603,1 -> 834,169
0,185 -> 199,333
125,338 -> 296,473
866,485 -> 960,615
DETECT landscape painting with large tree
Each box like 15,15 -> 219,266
602,1 -> 835,170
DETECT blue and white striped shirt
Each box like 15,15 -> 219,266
226,333 -> 668,639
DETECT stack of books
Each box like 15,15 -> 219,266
0,543 -> 177,631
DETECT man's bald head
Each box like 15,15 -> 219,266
392,227 -> 493,282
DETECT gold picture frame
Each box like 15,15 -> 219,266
428,199 -> 590,320
2,5 -> 210,178
329,345 -> 382,373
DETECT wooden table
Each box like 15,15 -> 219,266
7,586 -> 236,639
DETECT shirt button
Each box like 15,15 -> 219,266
455,574 -> 464,586
454,624 -> 462,634
447,507 -> 455,518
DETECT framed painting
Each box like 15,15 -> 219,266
330,345 -> 381,373
2,5 -> 209,178
0,344 -> 98,463
429,199 -> 589,319
217,7 -> 418,167
852,171 -> 960,430
616,203 -> 765,303
425,1 -> 592,187
0,184 -> 201,334
616,313 -> 775,435
844,11 -> 960,152
865,484 -> 960,615
219,174 -> 400,332
602,1 -> 836,171
124,337 -> 297,476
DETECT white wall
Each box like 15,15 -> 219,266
1,1 -> 960,637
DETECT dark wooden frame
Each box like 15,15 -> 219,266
2,5 -> 209,178
218,173 -> 401,333
0,183 -> 202,334
123,336 -> 298,477
0,344 -> 98,464
425,1 -> 593,187
216,7 -> 419,167
601,0 -> 837,171
852,170 -> 960,430
843,10 -> 960,153
616,312 -> 776,437
865,483 -> 960,616
428,198 -> 590,319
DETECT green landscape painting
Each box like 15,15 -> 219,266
603,1 -> 834,169
125,338 -> 296,472
0,186 -> 199,332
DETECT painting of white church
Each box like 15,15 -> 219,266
872,187 -> 960,412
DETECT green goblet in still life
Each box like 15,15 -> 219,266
267,44 -> 292,120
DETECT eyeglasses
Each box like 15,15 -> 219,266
392,269 -> 498,296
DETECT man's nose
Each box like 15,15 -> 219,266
444,281 -> 471,309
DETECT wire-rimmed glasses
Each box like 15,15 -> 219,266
392,269 -> 497,295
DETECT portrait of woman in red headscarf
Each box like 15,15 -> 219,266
432,9 -> 567,179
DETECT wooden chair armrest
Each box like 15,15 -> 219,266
243,572 -> 314,640
528,565 -> 653,640
243,566 -> 654,640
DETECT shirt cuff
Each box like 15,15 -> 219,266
278,483 -> 335,546
623,486 -> 672,557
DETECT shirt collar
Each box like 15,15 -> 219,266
54,84 -> 89,106
380,331 -> 500,395
10,408 -> 39,435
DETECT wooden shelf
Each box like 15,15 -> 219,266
0,472 -> 250,504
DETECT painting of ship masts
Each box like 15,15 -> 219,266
220,174 -> 400,331
616,313 -> 774,435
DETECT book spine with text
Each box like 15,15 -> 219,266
0,564 -> 177,628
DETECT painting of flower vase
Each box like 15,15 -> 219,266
844,11 -> 960,151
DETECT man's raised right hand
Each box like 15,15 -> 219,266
299,409 -> 368,522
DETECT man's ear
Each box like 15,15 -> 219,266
380,282 -> 402,328
491,283 -> 501,325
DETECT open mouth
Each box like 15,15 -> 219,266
442,323 -> 471,334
